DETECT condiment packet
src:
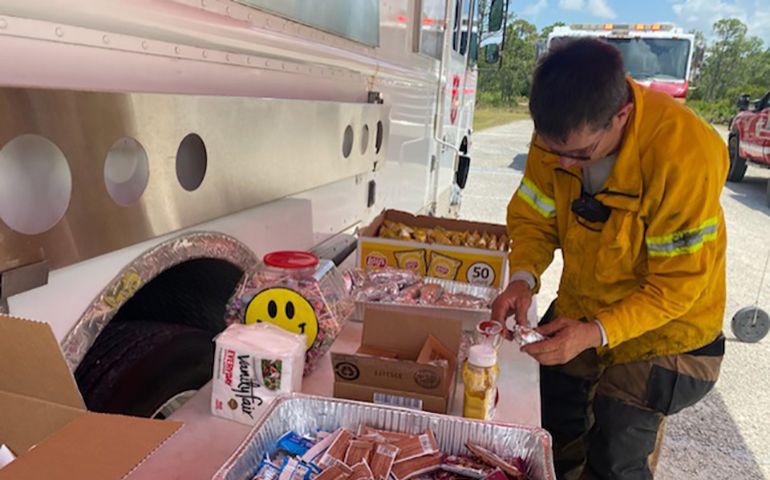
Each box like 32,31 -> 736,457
370,443 -> 400,480
394,430 -> 439,462
391,452 -> 442,480
317,429 -> 354,469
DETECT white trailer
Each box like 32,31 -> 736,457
0,0 -> 505,417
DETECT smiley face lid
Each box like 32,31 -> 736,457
263,251 -> 319,270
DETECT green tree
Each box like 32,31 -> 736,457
699,18 -> 763,101
539,21 -> 566,41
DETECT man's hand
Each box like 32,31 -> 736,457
491,280 -> 533,327
521,317 -> 602,366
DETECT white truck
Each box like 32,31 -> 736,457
0,0 -> 506,418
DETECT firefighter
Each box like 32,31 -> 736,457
492,38 -> 727,479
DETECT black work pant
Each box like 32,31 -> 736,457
539,306 -> 725,480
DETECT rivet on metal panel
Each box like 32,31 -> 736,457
202,50 -> 208,58
102,35 -> 110,45
175,46 -> 182,55
55,27 -> 64,37
246,56 -> 252,65
281,63 -> 286,70
141,40 -> 149,50
0,18 -> 7,29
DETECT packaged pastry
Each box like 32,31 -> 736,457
390,452 -> 442,480
369,443 -> 400,480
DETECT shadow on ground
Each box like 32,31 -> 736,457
725,175 -> 769,215
657,389 -> 766,479
508,153 -> 528,172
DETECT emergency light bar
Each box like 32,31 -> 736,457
570,23 -> 674,32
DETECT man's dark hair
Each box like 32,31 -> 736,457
529,38 -> 628,142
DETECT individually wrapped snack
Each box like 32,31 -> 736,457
394,430 -> 439,462
390,452 -> 442,480
301,428 -> 338,464
315,461 -> 353,480
498,235 -> 509,251
511,325 -> 547,346
345,440 -> 374,466
370,443 -> 400,480
349,462 -> 375,480
427,251 -> 463,281
465,443 -> 526,479
279,458 -> 313,480
359,427 -> 412,444
394,249 -> 428,276
366,267 -> 421,288
487,235 -> 498,251
343,269 -> 369,292
441,455 -> 495,479
431,228 -> 453,246
434,293 -> 488,310
317,429 -> 354,469
418,283 -> 444,305
480,470 -> 508,480
253,458 -> 282,480
414,228 -> 429,243
467,231 -> 482,248
277,432 -> 316,456
351,281 -> 401,303
394,283 -> 422,303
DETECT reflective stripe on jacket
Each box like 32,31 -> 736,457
507,79 -> 728,365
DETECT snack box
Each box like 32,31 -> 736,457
358,210 -> 509,289
0,315 -> 180,480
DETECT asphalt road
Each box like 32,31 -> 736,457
460,119 -> 770,479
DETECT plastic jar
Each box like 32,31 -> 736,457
462,344 -> 499,420
225,251 -> 353,375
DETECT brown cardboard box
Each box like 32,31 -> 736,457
331,306 -> 462,414
357,209 -> 509,288
0,315 -> 181,480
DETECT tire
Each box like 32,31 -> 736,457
75,320 -> 216,418
727,134 -> 748,182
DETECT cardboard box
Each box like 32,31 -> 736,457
0,315 -> 181,480
358,210 -> 509,288
331,306 -> 462,414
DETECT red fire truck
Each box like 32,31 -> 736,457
546,23 -> 701,101
728,91 -> 770,205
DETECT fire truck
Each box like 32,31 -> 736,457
545,23 -> 700,101
728,90 -> 770,205
0,0 -> 507,418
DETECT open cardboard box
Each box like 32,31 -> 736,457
331,305 -> 462,413
357,209 -> 510,288
0,315 -> 181,479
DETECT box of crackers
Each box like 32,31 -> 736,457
357,210 -> 509,289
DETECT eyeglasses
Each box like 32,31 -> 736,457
531,128 -> 609,162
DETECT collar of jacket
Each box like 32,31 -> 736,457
538,78 -> 646,213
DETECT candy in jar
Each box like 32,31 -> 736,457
225,251 -> 353,376
462,345 -> 498,420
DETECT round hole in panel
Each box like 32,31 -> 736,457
0,134 -> 72,234
176,133 -> 207,191
342,125 -> 354,158
375,121 -> 384,154
361,124 -> 370,155
104,137 -> 150,206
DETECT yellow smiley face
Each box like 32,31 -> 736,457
245,287 -> 318,350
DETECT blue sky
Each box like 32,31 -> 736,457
516,0 -> 770,44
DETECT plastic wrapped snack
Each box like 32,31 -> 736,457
510,325 -> 547,346
225,251 -> 354,376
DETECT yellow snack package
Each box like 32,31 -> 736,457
428,251 -> 463,280
414,228 -> 429,243
394,249 -> 428,275
467,230 -> 482,248
432,228 -> 453,245
499,234 -> 509,251
478,232 -> 490,249
488,234 -> 498,251
450,230 -> 466,246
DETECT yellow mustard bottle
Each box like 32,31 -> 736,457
462,344 -> 498,420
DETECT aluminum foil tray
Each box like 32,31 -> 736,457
213,394 -> 555,480
352,277 -> 499,331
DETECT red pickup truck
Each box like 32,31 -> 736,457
728,91 -> 770,205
